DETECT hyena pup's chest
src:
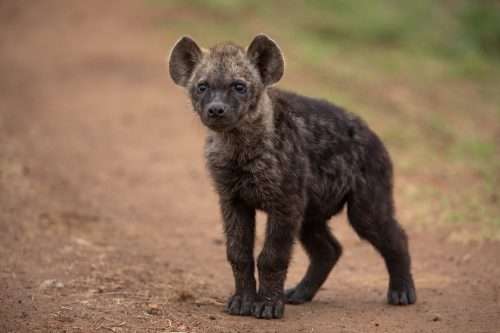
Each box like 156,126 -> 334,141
206,148 -> 284,209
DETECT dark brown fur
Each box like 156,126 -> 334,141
168,34 -> 416,319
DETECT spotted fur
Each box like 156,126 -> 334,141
168,34 -> 416,319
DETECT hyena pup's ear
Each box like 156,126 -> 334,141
168,36 -> 203,87
247,34 -> 284,86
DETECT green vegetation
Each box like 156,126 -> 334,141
154,0 -> 500,240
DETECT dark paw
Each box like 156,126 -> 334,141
387,280 -> 417,305
251,298 -> 284,319
285,285 -> 315,304
227,294 -> 255,316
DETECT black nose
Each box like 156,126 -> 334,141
207,103 -> 226,117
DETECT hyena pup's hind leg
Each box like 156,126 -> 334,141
347,192 -> 416,305
286,210 -> 343,304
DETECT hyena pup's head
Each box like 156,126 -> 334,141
168,34 -> 284,131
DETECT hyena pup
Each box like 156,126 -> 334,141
168,34 -> 416,319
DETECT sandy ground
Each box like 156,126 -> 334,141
1,1 -> 499,332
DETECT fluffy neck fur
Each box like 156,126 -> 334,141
207,90 -> 275,162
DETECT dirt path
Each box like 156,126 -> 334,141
1,1 -> 499,332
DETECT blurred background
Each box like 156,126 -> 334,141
1,0 -> 499,331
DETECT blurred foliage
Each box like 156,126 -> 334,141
156,0 -> 500,78
460,2 -> 500,57
154,0 -> 499,240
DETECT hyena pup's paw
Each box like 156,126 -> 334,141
251,295 -> 285,319
285,284 -> 315,304
227,292 -> 255,316
387,279 -> 417,305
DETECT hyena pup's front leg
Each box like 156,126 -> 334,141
252,209 -> 299,319
222,199 -> 257,316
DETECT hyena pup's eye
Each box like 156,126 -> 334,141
232,82 -> 246,93
197,83 -> 208,93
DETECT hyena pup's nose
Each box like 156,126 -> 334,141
207,102 -> 226,117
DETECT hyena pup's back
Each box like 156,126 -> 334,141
168,34 -> 416,320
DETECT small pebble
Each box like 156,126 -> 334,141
432,314 -> 441,321
209,315 -> 216,320
39,279 -> 55,290
39,279 -> 65,290
212,238 -> 224,246
147,303 -> 160,315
